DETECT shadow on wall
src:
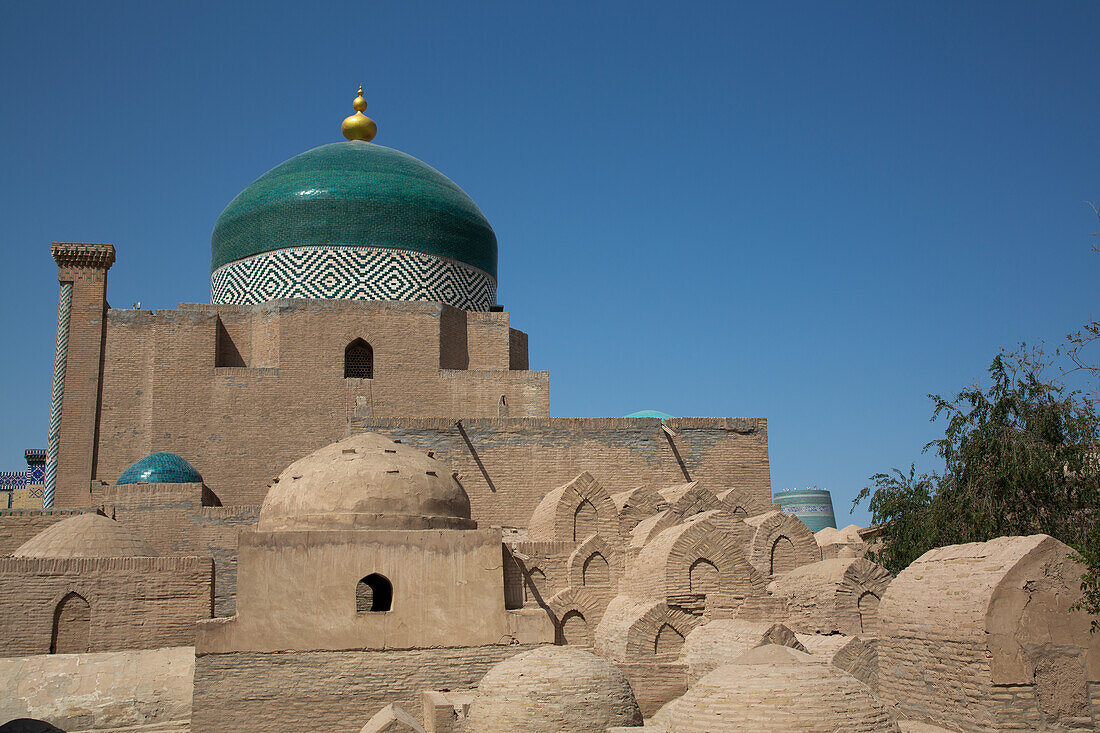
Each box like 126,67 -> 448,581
0,721 -> 67,733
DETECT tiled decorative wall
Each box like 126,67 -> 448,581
211,245 -> 496,311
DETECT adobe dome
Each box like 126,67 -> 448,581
210,141 -> 498,310
258,432 -> 475,532
465,646 -> 643,733
13,513 -> 158,559
116,451 -> 203,485
659,644 -> 898,731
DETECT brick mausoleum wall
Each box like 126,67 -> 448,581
0,509 -> 86,555
348,417 -> 772,529
90,300 -> 548,507
103,484 -> 259,616
191,644 -> 535,733
0,556 -> 213,656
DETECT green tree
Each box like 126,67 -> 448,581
854,350 -> 1100,625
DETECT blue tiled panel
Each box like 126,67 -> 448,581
117,452 -> 203,485
0,471 -> 27,491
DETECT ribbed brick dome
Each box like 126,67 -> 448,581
466,647 -> 643,733
258,432 -> 474,532
659,645 -> 899,732
13,513 -> 158,558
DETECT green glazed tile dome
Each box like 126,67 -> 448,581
117,452 -> 203,485
211,141 -> 497,278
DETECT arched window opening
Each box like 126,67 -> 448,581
498,394 -> 509,418
51,591 -> 90,654
857,591 -> 880,634
654,623 -> 685,659
344,339 -> 374,379
573,499 -> 598,542
582,552 -> 610,586
770,535 -> 798,576
557,610 -> 591,646
356,573 -> 392,613
689,558 -> 721,596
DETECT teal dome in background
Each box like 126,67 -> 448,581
117,452 -> 203,485
625,410 -> 674,419
209,140 -> 499,310
211,141 -> 497,276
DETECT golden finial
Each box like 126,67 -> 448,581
342,85 -> 377,142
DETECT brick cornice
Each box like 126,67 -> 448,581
51,242 -> 116,270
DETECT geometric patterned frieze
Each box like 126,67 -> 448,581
211,245 -> 497,311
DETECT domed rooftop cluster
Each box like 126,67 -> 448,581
258,432 -> 475,532
655,644 -> 898,732
465,646 -> 643,733
13,513 -> 157,559
116,452 -> 203,485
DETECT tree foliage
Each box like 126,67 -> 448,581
854,350 -> 1100,625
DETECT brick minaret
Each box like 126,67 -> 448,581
44,243 -> 115,507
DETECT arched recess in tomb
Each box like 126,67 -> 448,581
654,622 -> 685,660
689,558 -> 720,595
344,339 -> 374,379
771,536 -> 798,575
558,610 -> 592,646
51,591 -> 90,654
627,512 -> 766,604
746,510 -> 820,578
583,552 -> 610,587
528,472 -> 620,543
857,590 -> 880,634
574,499 -> 598,541
548,586 -> 608,639
594,595 -> 701,664
568,535 -> 617,592
356,573 -> 392,612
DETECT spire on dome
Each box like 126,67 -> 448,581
341,85 -> 378,142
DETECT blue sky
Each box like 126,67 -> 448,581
1,2 -> 1096,525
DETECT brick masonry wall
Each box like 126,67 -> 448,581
91,300 -> 548,507
102,485 -> 259,616
0,509 -> 85,555
0,556 -> 213,656
617,662 -> 689,718
348,417 -> 772,530
191,644 -> 535,733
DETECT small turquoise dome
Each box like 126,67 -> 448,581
117,452 -> 203,485
625,410 -> 674,419
211,141 -> 497,277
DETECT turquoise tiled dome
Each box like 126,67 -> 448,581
117,452 -> 203,485
625,410 -> 674,419
211,141 -> 497,277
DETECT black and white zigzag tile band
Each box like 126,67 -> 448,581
211,246 -> 497,311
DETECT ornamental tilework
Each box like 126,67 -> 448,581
0,471 -> 26,491
211,246 -> 496,311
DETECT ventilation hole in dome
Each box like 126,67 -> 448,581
393,439 -> 402,444
342,449 -> 356,454
386,470 -> 399,474
384,449 -> 396,454
426,471 -> 437,476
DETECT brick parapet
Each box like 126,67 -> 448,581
51,242 -> 116,271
